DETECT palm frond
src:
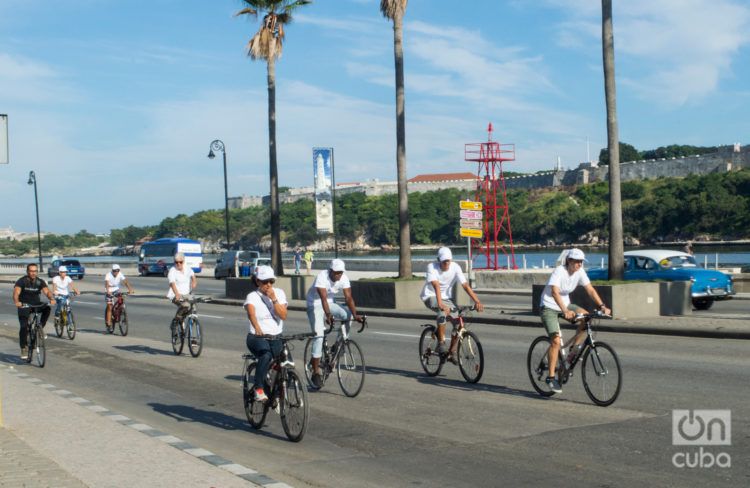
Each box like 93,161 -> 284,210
234,7 -> 258,18
283,0 -> 312,14
380,0 -> 407,20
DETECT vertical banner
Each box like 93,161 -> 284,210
313,147 -> 334,233
0,114 -> 8,164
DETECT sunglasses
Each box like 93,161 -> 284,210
175,261 -> 184,264
259,279 -> 275,285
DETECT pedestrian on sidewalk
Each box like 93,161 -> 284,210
12,263 -> 55,359
294,247 -> 303,275
304,248 -> 314,275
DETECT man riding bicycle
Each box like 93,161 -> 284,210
12,263 -> 55,359
167,252 -> 197,330
420,247 -> 483,363
306,259 -> 363,387
104,264 -> 134,328
539,248 -> 611,393
52,265 -> 80,318
243,265 -> 288,402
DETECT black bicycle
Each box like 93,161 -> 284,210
171,295 -> 208,357
53,295 -> 77,340
527,310 -> 622,406
22,304 -> 47,368
419,305 -> 484,383
242,333 -> 313,442
302,316 -> 368,397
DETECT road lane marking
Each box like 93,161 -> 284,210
198,314 -> 224,319
373,331 -> 420,339
75,300 -> 99,305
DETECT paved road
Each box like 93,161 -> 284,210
0,287 -> 746,487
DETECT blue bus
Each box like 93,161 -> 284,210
138,238 -> 203,276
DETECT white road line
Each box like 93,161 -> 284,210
198,314 -> 224,319
372,331 -> 420,339
76,300 -> 99,305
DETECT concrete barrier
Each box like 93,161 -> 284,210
349,280 -> 426,310
475,270 -> 550,289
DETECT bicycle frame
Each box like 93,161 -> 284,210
550,312 -> 607,381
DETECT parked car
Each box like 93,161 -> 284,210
214,250 -> 260,279
47,259 -> 86,280
587,250 -> 735,310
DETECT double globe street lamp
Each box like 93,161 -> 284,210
27,170 -> 43,270
207,140 -> 230,249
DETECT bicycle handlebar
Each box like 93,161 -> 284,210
560,309 -> 612,320
325,315 -> 368,334
20,303 -> 49,310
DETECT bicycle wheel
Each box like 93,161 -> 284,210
243,363 -> 269,429
336,339 -> 365,397
527,336 -> 556,397
54,313 -> 64,338
457,331 -> 484,383
302,338 -> 314,387
118,308 -> 129,336
187,317 -> 203,357
25,321 -> 34,364
35,326 -> 46,368
67,310 -> 76,340
581,342 -> 622,407
280,369 -> 309,442
171,320 -> 184,355
418,325 -> 443,377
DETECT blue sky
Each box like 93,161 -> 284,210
1,0 -> 749,234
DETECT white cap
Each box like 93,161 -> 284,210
58,266 -> 68,272
567,248 -> 587,262
255,265 -> 275,281
112,264 -> 121,270
437,247 -> 453,262
329,259 -> 346,272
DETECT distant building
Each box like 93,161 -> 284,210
228,195 -> 263,209
0,227 -> 16,240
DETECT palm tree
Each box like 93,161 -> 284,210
236,0 -> 311,276
601,0 -> 624,280
380,0 -> 412,278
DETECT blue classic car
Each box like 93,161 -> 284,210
47,259 -> 86,280
586,250 -> 735,310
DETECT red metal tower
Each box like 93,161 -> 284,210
464,123 -> 517,270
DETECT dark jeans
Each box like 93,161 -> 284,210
246,334 -> 283,390
18,305 -> 51,348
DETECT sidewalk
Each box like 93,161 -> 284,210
0,356 -> 268,488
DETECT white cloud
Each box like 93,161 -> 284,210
552,0 -> 750,105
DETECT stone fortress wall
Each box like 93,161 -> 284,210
504,144 -> 749,191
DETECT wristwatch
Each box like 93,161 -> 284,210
272,299 -> 279,304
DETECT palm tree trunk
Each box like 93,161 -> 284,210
393,10 -> 412,278
267,56 -> 283,275
602,0 -> 624,280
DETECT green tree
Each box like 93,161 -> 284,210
598,142 -> 639,165
236,0 -> 312,275
380,0 -> 412,278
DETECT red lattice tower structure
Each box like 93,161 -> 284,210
465,123 -> 517,270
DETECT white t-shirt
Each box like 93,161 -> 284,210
244,289 -> 288,335
105,272 -> 127,294
52,275 -> 73,296
420,261 -> 467,301
167,266 -> 195,299
540,265 -> 591,311
306,270 -> 351,307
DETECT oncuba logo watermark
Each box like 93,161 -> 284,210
672,410 -> 731,468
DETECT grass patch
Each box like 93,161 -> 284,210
359,275 -> 423,282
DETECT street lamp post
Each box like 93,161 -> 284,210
27,171 -> 43,270
208,140 -> 230,250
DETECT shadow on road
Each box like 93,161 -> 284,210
365,364 -> 546,400
114,344 -> 175,356
148,402 -> 287,441
0,351 -> 26,366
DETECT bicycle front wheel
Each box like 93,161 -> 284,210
54,313 -> 64,338
243,363 -> 269,429
187,317 -> 203,357
457,331 -> 484,383
527,336 -> 555,397
336,340 -> 365,397
25,323 -> 34,364
280,369 -> 309,442
302,338 -> 315,388
67,311 -> 76,340
418,325 -> 443,377
35,327 -> 46,368
118,308 -> 129,336
581,342 -> 622,407
171,320 -> 184,355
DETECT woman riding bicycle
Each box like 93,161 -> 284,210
52,265 -> 80,317
243,265 -> 288,402
420,247 -> 483,363
539,248 -> 610,393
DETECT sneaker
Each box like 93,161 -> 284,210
253,388 -> 268,402
436,341 -> 448,355
20,347 -> 29,360
311,372 -> 323,389
546,377 -> 562,394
